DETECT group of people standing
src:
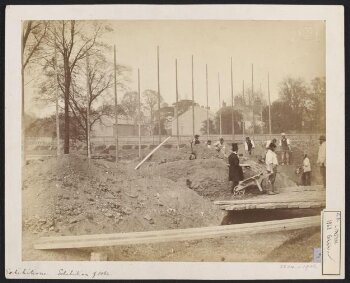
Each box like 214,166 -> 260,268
191,133 -> 326,194
263,133 -> 326,191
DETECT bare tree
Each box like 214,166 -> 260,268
68,53 -> 114,154
43,20 -> 111,154
22,21 -> 49,163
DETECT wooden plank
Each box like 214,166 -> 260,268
34,216 -> 320,250
214,192 -> 325,206
275,204 -> 289,209
310,203 -> 323,208
90,252 -> 108,261
219,201 -> 325,211
246,204 -> 256,209
299,203 -> 311,209
288,203 -> 300,208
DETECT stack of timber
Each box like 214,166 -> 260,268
214,185 -> 326,211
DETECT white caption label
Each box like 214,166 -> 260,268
322,211 -> 341,275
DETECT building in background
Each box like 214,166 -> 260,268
91,116 -> 149,137
171,105 -> 215,136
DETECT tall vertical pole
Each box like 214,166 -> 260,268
243,80 -> 245,104
138,68 -> 141,159
259,82 -> 263,135
54,32 -> 60,156
230,57 -> 234,141
206,64 -> 209,140
242,80 -> 245,138
21,28 -> 25,166
218,72 -> 222,136
191,55 -> 195,137
113,45 -> 119,164
268,72 -> 272,138
86,55 -> 91,159
251,63 -> 255,138
157,46 -> 161,143
175,59 -> 180,149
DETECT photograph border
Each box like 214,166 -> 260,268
4,3 -> 346,280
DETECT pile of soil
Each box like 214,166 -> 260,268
23,155 -> 224,238
141,159 -> 230,201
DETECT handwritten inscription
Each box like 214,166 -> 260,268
58,269 -> 110,279
325,215 -> 340,262
322,211 -> 341,275
6,268 -> 110,279
6,268 -> 47,277
280,264 -> 317,271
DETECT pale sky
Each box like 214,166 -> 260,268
26,20 -> 325,117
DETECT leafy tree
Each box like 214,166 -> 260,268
121,91 -> 144,134
154,105 -> 174,135
172,99 -> 198,116
142,89 -> 163,136
200,119 -> 217,135
25,113 -> 84,141
215,106 -> 243,134
309,77 -> 326,132
278,77 -> 309,131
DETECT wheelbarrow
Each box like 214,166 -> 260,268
232,171 -> 274,196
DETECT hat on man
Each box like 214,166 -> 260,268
231,143 -> 238,152
281,132 -> 286,136
319,135 -> 326,141
269,142 -> 277,149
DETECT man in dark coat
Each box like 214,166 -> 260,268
228,143 -> 244,190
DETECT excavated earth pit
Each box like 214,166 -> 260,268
221,208 -> 323,225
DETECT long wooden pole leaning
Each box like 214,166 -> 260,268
134,136 -> 171,170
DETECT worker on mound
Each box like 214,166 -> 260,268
192,134 -> 200,145
244,136 -> 255,156
214,137 -> 227,157
279,133 -> 291,165
206,140 -> 212,148
265,142 -> 279,194
228,143 -> 244,192
189,135 -> 200,160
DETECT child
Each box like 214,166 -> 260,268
302,153 -> 311,186
244,137 -> 255,155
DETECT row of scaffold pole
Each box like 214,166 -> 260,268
53,45 -> 273,165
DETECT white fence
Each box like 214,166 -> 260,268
26,133 -> 322,148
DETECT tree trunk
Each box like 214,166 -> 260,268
64,61 -> 70,154
64,83 -> 70,154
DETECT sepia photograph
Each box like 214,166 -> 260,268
5,4 -> 345,280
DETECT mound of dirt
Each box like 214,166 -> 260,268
140,159 -> 230,200
23,155 -> 224,238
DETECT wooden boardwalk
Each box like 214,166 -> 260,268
214,186 -> 326,211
